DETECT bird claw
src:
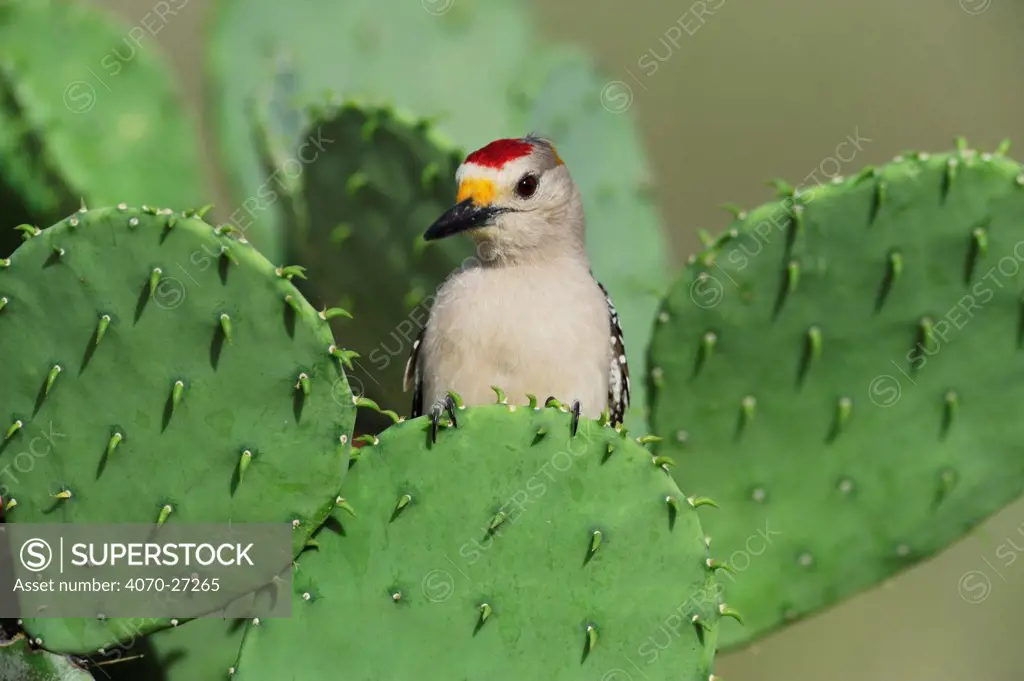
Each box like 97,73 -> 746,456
444,394 -> 458,428
544,396 -> 582,437
429,394 -> 459,444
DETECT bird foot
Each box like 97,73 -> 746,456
545,395 -> 582,438
429,394 -> 459,444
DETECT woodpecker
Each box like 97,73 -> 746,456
404,134 -> 630,442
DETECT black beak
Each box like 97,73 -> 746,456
423,199 -> 505,241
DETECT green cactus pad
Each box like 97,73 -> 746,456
0,634 -> 92,680
0,206 -> 355,654
110,617 -> 246,681
229,403 -> 721,680
647,143 -> 1024,649
0,0 -> 204,258
256,101 -> 471,427
207,0 -> 670,431
206,0 -> 534,258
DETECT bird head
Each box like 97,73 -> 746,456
423,134 -> 585,263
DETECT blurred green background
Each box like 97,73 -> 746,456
76,0 -> 1024,677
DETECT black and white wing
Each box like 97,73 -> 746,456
597,280 -> 631,426
403,327 -> 426,418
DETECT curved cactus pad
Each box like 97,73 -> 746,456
207,0 -> 535,259
121,617 -> 246,681
230,404 -> 721,680
0,0 -> 204,258
261,102 -> 471,420
0,635 -> 91,680
0,206 -> 355,653
647,144 -> 1024,649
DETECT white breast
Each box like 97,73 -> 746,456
420,258 -> 611,416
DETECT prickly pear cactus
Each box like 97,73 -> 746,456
112,617 -> 245,681
647,140 -> 1024,649
206,0 -> 533,260
0,206 -> 356,654
0,634 -> 92,681
255,101 -> 471,428
208,0 -> 669,430
222,401 -> 723,680
0,0 -> 204,258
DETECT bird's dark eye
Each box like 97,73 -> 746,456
515,173 -> 539,199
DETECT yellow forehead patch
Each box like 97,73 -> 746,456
457,178 -> 496,206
